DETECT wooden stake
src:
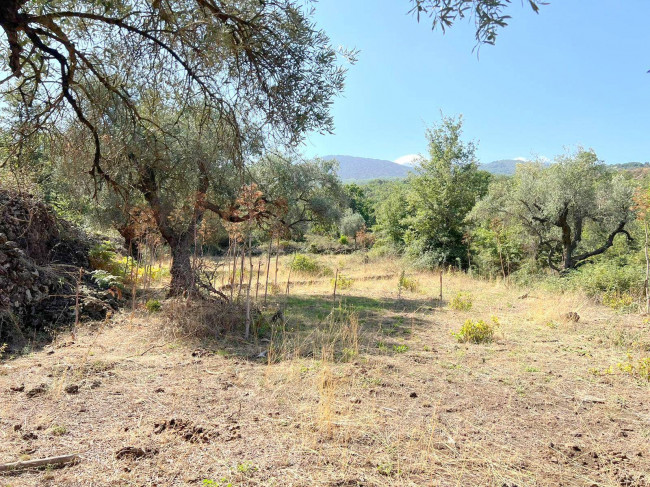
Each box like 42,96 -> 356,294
644,221 -> 650,314
274,234 -> 280,286
439,269 -> 443,306
255,259 -> 262,301
264,237 -> 272,304
333,268 -> 339,300
245,234 -> 253,339
286,253 -> 296,296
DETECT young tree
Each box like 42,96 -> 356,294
339,209 -> 366,244
405,115 -> 490,267
374,182 -> 411,248
344,183 -> 375,226
472,150 -> 635,272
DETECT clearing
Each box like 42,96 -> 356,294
1,254 -> 649,486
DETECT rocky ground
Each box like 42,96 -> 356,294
0,189 -> 120,347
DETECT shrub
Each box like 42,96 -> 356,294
449,292 -> 472,311
339,235 -> 349,245
602,290 -> 636,312
398,271 -> 418,293
453,316 -> 498,344
145,299 -> 162,313
291,254 -> 319,274
89,241 -> 118,271
90,270 -> 125,291
332,274 -> 353,290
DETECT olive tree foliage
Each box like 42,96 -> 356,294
0,0 -> 351,183
251,155 -> 346,238
470,150 -> 635,272
1,1 -> 350,295
404,115 -> 490,267
339,209 -> 366,241
409,0 -> 546,46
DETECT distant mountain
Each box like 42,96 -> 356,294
323,155 -> 412,181
479,159 -> 524,176
323,155 -> 548,180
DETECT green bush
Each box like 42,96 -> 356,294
289,254 -> 332,276
145,299 -> 162,313
449,292 -> 473,311
339,235 -> 349,245
332,273 -> 353,290
89,241 -> 119,272
398,271 -> 418,293
90,270 -> 125,291
453,316 -> 498,344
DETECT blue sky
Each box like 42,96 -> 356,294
301,1 -> 650,165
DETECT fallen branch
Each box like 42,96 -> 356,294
0,453 -> 79,473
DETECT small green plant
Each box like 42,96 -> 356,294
376,340 -> 388,352
145,299 -> 162,313
235,461 -> 257,475
453,316 -> 498,344
332,274 -> 353,290
524,365 -> 540,373
392,344 -> 409,353
617,353 -> 650,381
449,292 -> 473,311
89,241 -> 118,271
602,290 -> 636,312
377,462 -> 399,476
339,235 -> 349,245
202,479 -> 232,487
91,269 -> 125,291
49,424 -> 67,436
397,270 -> 418,294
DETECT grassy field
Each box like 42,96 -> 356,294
1,254 -> 649,486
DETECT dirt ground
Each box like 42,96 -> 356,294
1,255 -> 649,486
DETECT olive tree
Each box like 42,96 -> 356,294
339,209 -> 366,243
0,0 -> 350,185
251,154 -> 346,238
471,149 -> 635,272
2,1 -> 350,295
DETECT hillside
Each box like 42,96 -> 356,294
322,155 -> 412,181
479,159 -> 523,175
323,155 -> 531,180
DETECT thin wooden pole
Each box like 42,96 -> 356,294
439,269 -> 443,306
264,237 -> 272,304
286,253 -> 296,296
245,234 -> 253,339
255,259 -> 262,301
274,234 -> 280,286
644,221 -> 650,314
333,268 -> 339,300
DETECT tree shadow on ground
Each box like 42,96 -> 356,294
196,293 -> 446,364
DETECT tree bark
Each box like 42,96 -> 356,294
168,234 -> 196,297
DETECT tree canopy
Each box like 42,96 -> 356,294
471,150 -> 635,272
0,0 -> 349,183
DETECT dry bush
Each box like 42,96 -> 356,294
160,297 -> 245,339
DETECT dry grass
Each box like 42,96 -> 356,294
0,254 -> 649,486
